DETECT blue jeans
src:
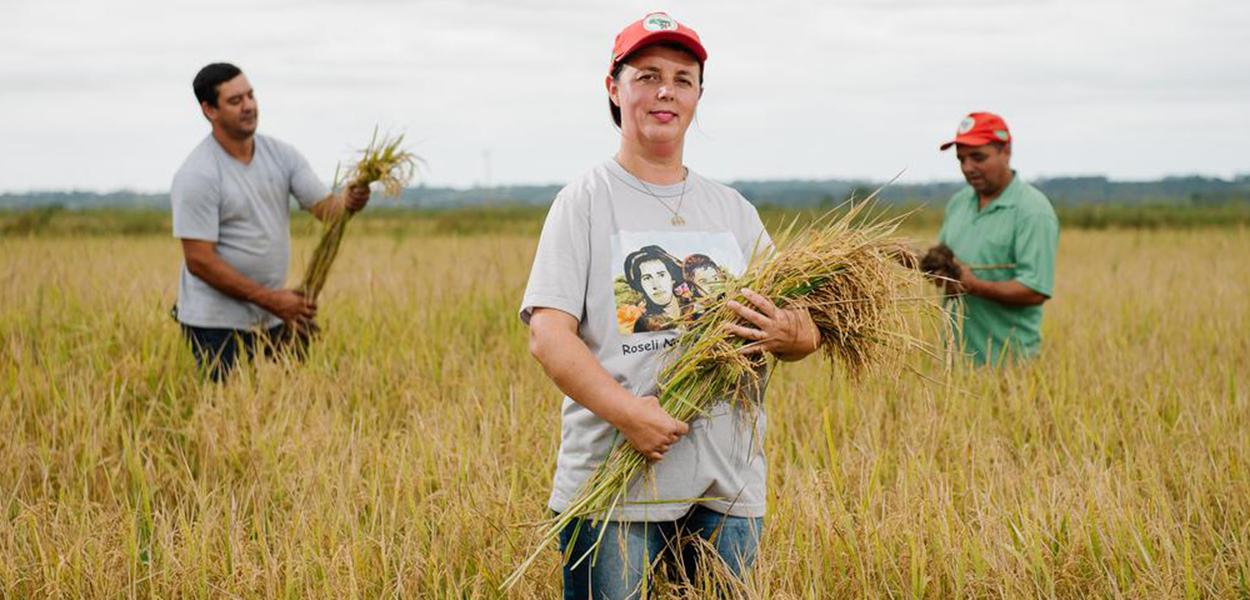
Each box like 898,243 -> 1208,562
558,505 -> 762,600
180,323 -> 286,382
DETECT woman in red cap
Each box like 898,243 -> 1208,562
519,11 -> 818,598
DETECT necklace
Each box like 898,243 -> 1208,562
638,175 -> 687,226
615,162 -> 689,226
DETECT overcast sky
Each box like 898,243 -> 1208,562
2,0 -> 1247,193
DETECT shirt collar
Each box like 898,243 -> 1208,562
975,170 -> 1021,213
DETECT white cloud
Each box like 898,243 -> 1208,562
0,0 -> 1246,192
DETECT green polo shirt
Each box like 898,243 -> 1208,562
938,173 -> 1059,366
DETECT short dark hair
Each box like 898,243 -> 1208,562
193,63 -> 243,107
608,42 -> 704,128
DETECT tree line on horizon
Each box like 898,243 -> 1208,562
3,174 -> 1248,211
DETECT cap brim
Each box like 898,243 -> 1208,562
939,133 -> 998,151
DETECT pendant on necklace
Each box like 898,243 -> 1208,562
670,215 -> 686,226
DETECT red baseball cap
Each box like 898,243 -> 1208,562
939,112 -> 1012,151
610,12 -> 707,74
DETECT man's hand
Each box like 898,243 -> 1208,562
949,262 -> 1048,306
937,259 -> 970,296
345,184 -> 371,213
953,258 -> 981,295
724,288 -> 820,361
182,239 -> 321,325
310,185 -> 372,222
616,395 -> 690,462
253,288 -> 317,323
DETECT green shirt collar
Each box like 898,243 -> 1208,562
973,171 -> 1022,213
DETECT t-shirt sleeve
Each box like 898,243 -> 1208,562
283,144 -> 330,210
519,190 -> 591,325
170,169 -> 220,242
1012,211 -> 1059,297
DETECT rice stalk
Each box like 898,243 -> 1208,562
298,129 -> 418,302
503,195 -> 935,589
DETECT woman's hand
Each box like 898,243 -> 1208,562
724,288 -> 820,361
615,395 -> 690,462
529,308 -> 691,462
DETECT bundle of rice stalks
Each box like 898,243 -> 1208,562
504,198 -> 932,589
298,130 -> 417,302
920,243 -> 1017,285
920,243 -> 962,281
277,131 -> 415,354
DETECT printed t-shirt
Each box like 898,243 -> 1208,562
520,159 -> 773,521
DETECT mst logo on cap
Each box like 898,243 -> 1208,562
609,11 -> 708,73
643,12 -> 678,32
958,116 -> 976,135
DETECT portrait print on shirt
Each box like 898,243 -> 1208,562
612,231 -> 746,335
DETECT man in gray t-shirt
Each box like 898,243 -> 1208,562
171,63 -> 371,380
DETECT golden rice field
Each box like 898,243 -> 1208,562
0,218 -> 1247,598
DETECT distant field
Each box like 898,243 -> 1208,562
3,201 -> 1250,238
0,214 -> 1247,597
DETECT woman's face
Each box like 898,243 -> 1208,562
607,45 -> 701,147
638,259 -> 675,306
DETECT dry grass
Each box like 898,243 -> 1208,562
0,224 -> 1247,598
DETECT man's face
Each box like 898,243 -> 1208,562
638,259 -> 674,306
692,266 -> 724,295
955,143 -> 1012,196
202,74 -> 258,139
607,45 -> 702,146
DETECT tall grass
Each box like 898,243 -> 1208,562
0,225 -> 1247,597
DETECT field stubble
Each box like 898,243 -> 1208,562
0,225 -> 1247,598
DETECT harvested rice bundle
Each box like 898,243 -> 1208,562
921,243 -> 963,281
920,242 -> 1017,286
275,131 -> 416,354
299,130 -> 417,302
505,199 -> 931,589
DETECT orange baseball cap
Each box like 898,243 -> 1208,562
939,112 -> 1012,151
610,12 -> 707,74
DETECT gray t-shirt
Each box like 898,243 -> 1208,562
520,159 -> 773,521
171,134 -> 328,329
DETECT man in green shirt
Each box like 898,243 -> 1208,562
934,111 -> 1059,366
